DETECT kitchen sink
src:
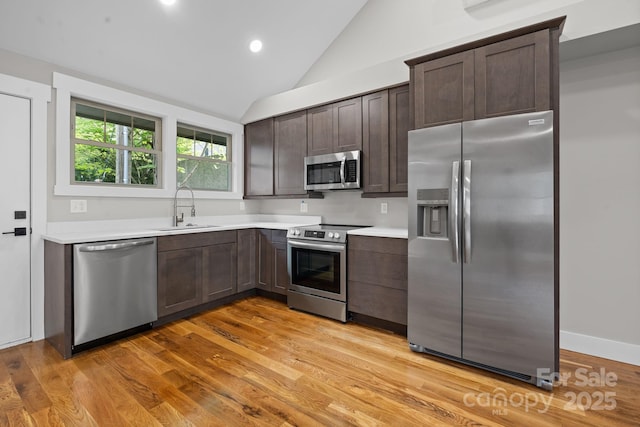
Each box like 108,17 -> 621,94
154,224 -> 220,231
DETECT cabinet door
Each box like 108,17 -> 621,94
271,230 -> 290,295
257,229 -> 273,291
237,229 -> 256,292
202,242 -> 237,302
413,51 -> 474,129
245,118 -> 274,196
333,97 -> 362,152
362,90 -> 389,194
474,29 -> 550,119
389,85 -> 410,193
158,248 -> 202,317
274,111 -> 307,195
307,104 -> 333,156
348,236 -> 408,325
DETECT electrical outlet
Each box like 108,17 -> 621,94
70,199 -> 87,213
300,201 -> 308,213
380,202 -> 388,214
239,201 -> 246,211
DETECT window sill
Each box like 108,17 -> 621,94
54,184 -> 243,200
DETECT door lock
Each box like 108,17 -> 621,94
2,227 -> 28,236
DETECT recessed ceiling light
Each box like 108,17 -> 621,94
160,0 -> 176,6
249,39 -> 263,53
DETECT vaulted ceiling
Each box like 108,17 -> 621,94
0,0 -> 368,121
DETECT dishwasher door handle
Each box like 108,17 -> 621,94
78,239 -> 155,252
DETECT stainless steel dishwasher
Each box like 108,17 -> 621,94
73,237 -> 157,347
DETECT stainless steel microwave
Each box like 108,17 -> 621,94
304,150 -> 361,191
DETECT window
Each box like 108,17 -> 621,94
176,124 -> 232,191
55,73 -> 244,199
72,99 -> 162,186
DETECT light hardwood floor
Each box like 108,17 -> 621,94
1,296 -> 638,426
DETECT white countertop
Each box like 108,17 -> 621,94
43,215 -> 408,244
348,227 -> 408,239
43,215 -> 322,244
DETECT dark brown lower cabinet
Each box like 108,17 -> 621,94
157,230 -> 237,318
237,229 -> 257,292
348,235 -> 408,327
257,229 -> 289,296
157,248 -> 202,317
273,237 -> 289,295
44,240 -> 73,359
203,241 -> 237,302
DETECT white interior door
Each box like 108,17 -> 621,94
0,93 -> 31,349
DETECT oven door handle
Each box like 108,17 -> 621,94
287,239 -> 345,253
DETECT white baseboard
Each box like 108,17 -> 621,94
560,330 -> 640,366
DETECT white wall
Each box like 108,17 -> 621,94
259,192 -> 407,229
242,0 -> 640,123
298,0 -> 639,86
0,48 -> 262,223
559,46 -> 640,351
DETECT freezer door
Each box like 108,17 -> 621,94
461,111 -> 555,377
408,124 -> 463,357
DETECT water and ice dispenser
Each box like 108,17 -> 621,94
416,188 -> 449,238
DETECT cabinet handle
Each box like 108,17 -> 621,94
78,239 -> 155,252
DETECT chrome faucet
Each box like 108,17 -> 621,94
173,185 -> 196,226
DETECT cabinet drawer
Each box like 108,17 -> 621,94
348,282 -> 407,325
348,235 -> 407,255
348,249 -> 407,291
158,230 -> 236,251
348,236 -> 407,292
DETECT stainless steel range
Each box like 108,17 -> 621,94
287,224 -> 368,322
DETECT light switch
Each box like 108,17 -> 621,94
300,201 -> 308,213
380,202 -> 388,214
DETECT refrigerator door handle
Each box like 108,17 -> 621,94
450,161 -> 460,263
463,159 -> 472,263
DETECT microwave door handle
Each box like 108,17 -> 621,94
340,158 -> 346,184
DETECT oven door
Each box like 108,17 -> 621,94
287,239 -> 346,302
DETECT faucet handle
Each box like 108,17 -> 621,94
176,212 -> 184,224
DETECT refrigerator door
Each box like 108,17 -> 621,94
408,123 -> 463,357
461,111 -> 555,377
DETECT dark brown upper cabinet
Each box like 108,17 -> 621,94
388,85 -> 410,193
274,110 -> 307,196
306,104 -> 333,156
475,30 -> 551,118
406,17 -> 565,129
244,118 -> 274,196
307,97 -> 362,156
413,51 -> 475,129
362,84 -> 410,197
362,90 -> 389,194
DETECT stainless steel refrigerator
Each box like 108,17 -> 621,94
407,110 -> 558,390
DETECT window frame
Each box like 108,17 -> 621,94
53,73 -> 244,199
71,98 -> 163,188
176,122 -> 233,192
